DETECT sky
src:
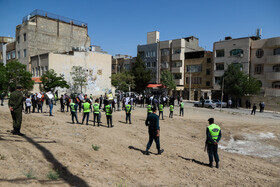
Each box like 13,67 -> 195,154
0,0 -> 279,56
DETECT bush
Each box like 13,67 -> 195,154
92,144 -> 100,151
46,170 -> 60,180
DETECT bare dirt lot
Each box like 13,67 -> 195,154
0,101 -> 279,187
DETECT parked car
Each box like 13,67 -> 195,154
194,99 -> 216,109
212,99 -> 227,108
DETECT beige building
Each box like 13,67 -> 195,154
112,54 -> 134,74
30,51 -> 113,96
184,51 -> 213,100
0,37 -> 15,65
16,9 -> 90,70
251,37 -> 280,97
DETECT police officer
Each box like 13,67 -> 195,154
81,99 -> 91,125
179,101 -> 184,116
144,107 -> 164,155
206,118 -> 221,168
125,102 -> 132,124
158,103 -> 164,120
93,99 -> 100,126
169,104 -> 174,118
70,99 -> 79,124
105,101 -> 113,128
147,104 -> 152,117
8,85 -> 24,136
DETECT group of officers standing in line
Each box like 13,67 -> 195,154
7,87 -> 222,169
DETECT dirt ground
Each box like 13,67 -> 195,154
0,101 -> 279,187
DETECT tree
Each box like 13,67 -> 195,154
223,64 -> 261,98
71,66 -> 88,93
160,70 -> 176,94
0,63 -> 7,91
5,60 -> 34,91
130,54 -> 151,92
111,72 -> 135,92
40,69 -> 69,92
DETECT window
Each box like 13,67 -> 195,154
146,51 -> 156,57
23,49 -> 27,57
45,66 -> 48,71
152,61 -> 157,67
32,68 -> 35,76
272,81 -> 280,89
173,73 -> 182,80
161,49 -> 169,56
12,51 -> 16,59
17,51 -> 20,59
273,65 -> 280,72
256,49 -> 264,58
112,65 -> 115,70
41,66 -> 44,75
215,77 -> 222,84
172,61 -> 182,68
161,61 -> 169,69
36,67 -> 38,76
17,36 -> 20,44
187,65 -> 202,72
206,68 -> 211,75
186,77 -> 202,84
230,49 -> 243,56
255,64 -> 263,74
23,33 -> 27,41
207,58 -> 211,63
38,66 -> 40,76
216,50 -> 224,57
146,62 -> 151,67
7,53 -> 11,60
216,63 -> 224,70
274,48 -> 280,55
151,72 -> 156,79
173,48 -> 181,54
206,81 -> 211,86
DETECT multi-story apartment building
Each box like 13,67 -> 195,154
6,42 -> 16,63
251,37 -> 280,97
112,54 -> 135,74
184,51 -> 213,100
15,9 -> 90,70
212,36 -> 260,90
0,37 -> 15,65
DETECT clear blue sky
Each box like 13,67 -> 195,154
0,0 -> 279,56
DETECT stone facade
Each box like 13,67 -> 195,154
112,54 -> 134,74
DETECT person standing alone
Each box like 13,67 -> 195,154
125,102 -> 132,124
179,101 -> 184,116
206,118 -> 221,168
8,85 -> 24,136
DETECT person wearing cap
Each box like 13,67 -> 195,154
206,118 -> 222,168
144,107 -> 164,155
8,85 -> 24,136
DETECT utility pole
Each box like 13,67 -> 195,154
189,72 -> 191,101
220,77 -> 224,112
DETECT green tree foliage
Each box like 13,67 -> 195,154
160,70 -> 176,93
130,54 -> 151,92
5,60 -> 34,91
71,66 -> 88,93
40,69 -> 69,92
223,64 -> 261,98
0,63 -> 7,91
111,72 -> 135,92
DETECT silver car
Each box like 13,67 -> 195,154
212,99 -> 227,108
194,99 -> 216,109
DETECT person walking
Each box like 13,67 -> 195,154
179,101 -> 184,116
81,99 -> 91,125
105,102 -> 113,128
169,104 -> 174,118
251,104 -> 257,115
206,118 -> 222,168
8,85 -> 24,136
70,100 -> 79,124
158,103 -> 164,120
125,102 -> 132,124
144,107 -> 164,155
93,99 -> 100,126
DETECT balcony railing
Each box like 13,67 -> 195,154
265,72 -> 280,81
265,88 -> 280,97
267,55 -> 280,64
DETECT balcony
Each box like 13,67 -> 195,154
172,53 -> 183,61
265,72 -> 280,81
171,67 -> 184,73
265,88 -> 280,97
267,55 -> 280,64
266,37 -> 280,48
175,79 -> 184,85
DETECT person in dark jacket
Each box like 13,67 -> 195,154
144,107 -> 164,155
206,118 -> 221,168
251,104 -> 257,115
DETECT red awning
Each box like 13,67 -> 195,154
146,84 -> 166,88
32,77 -> 42,83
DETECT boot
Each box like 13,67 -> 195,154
144,150 -> 150,155
209,162 -> 213,168
158,149 -> 164,155
216,162 -> 219,168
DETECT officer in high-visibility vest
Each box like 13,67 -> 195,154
147,104 -> 152,117
125,102 -> 132,124
70,100 -> 79,124
93,99 -> 100,126
179,101 -> 184,116
158,103 -> 164,120
169,104 -> 174,118
105,102 -> 113,128
206,118 -> 222,168
81,99 -> 91,125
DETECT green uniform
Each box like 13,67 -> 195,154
159,104 -> 163,112
207,124 -> 221,144
147,105 -> 152,114
70,103 -> 76,112
105,104 -> 112,115
93,103 -> 100,114
170,105 -> 174,111
8,90 -> 23,133
83,102 -> 90,113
